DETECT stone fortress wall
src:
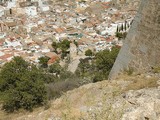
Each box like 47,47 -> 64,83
109,0 -> 160,79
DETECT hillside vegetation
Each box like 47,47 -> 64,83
0,46 -> 119,115
0,73 -> 159,120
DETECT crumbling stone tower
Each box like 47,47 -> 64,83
109,0 -> 160,79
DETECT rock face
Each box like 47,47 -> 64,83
109,0 -> 160,79
122,88 -> 160,120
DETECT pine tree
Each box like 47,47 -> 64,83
116,25 -> 119,33
121,24 -> 124,31
130,20 -> 133,25
128,23 -> 130,28
124,21 -> 127,31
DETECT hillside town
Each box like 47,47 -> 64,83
0,0 -> 139,66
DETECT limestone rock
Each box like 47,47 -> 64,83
122,88 -> 160,120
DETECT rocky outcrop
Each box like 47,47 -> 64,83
109,0 -> 160,79
122,88 -> 160,120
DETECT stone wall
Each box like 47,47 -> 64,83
109,0 -> 160,79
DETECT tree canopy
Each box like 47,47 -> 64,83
85,49 -> 93,56
51,40 -> 71,59
38,56 -> 50,68
0,56 -> 47,112
49,62 -> 63,76
76,47 -> 120,82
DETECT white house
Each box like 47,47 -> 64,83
25,23 -> 38,33
38,0 -> 50,12
105,23 -> 117,36
40,6 -> 49,12
38,19 -> 45,25
4,39 -> 22,48
76,2 -> 89,8
0,6 -> 4,17
25,6 -> 37,16
0,32 -> 6,39
7,0 -> 17,9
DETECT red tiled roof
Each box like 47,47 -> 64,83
47,56 -> 59,65
0,39 -> 4,46
115,45 -> 122,48
0,54 -> 13,60
45,52 -> 58,58
55,28 -> 65,33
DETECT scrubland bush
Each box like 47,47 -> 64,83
46,79 -> 80,100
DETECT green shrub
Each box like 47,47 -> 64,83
52,40 -> 71,59
115,32 -> 127,40
152,66 -> 160,73
85,49 -> 93,56
46,80 -> 80,100
95,47 -> 120,75
124,67 -> 134,75
93,73 -> 104,83
0,57 -> 47,112
38,56 -> 50,68
76,47 -> 120,82
49,62 -> 62,75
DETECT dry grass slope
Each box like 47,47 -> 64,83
0,73 -> 159,120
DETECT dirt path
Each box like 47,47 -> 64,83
68,56 -> 86,73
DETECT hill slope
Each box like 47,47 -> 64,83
1,0 -> 160,119
1,74 -> 160,120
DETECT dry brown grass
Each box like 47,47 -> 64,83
0,74 -> 159,120
0,105 -> 45,120
125,77 -> 158,91
117,74 -> 159,92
